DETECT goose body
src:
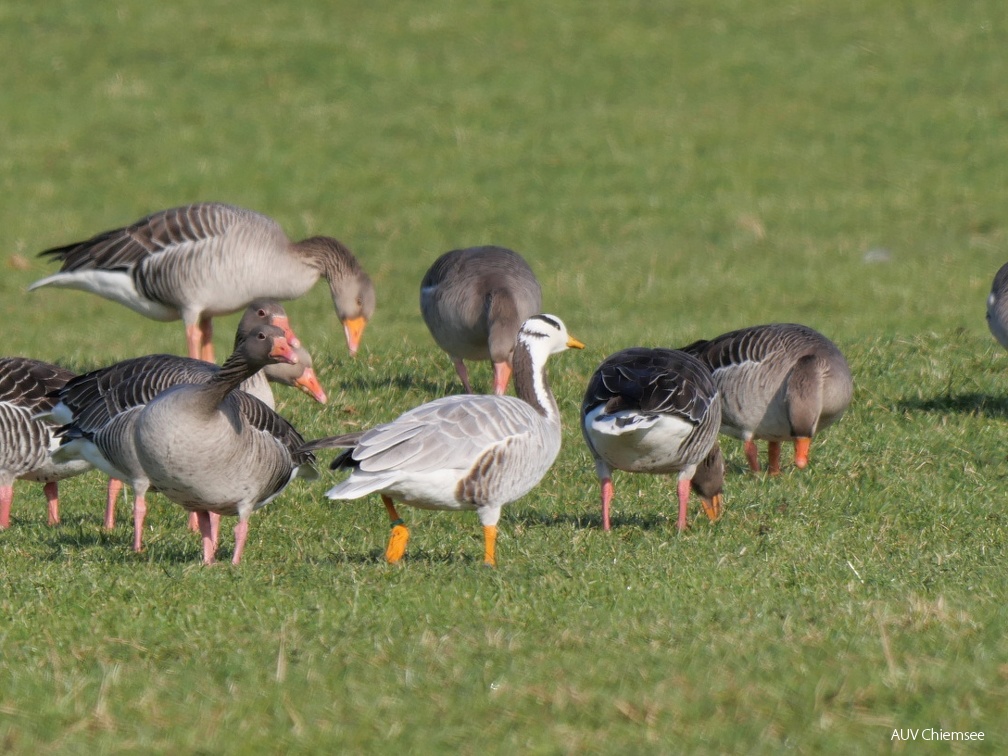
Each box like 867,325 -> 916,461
681,323 -> 852,474
133,325 -> 315,564
581,348 -> 722,532
308,314 -> 583,566
0,358 -> 91,527
986,262 -> 1008,349
51,301 -> 324,551
30,202 -> 374,361
420,246 -> 542,394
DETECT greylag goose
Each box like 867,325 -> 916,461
29,202 -> 375,361
0,358 -> 91,527
49,301 -> 323,551
420,246 -> 542,394
681,323 -> 853,474
581,348 -> 723,532
986,262 -> 1008,349
305,315 -> 583,566
133,324 -> 316,564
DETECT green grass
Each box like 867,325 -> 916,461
2,0 -> 1007,752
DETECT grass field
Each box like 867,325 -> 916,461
2,0 -> 1007,752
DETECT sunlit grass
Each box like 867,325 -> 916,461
2,0 -> 1007,752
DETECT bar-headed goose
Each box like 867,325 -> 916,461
29,202 -> 374,361
0,358 -> 92,527
133,324 -> 316,564
306,314 -> 583,566
681,323 -> 852,474
581,348 -> 723,532
420,246 -> 542,394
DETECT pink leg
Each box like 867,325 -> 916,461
767,441 -> 782,476
199,315 -> 214,363
1,485 -> 13,528
185,323 -> 202,360
744,440 -> 761,472
600,477 -> 614,531
491,361 -> 512,395
232,519 -> 249,565
197,511 -> 216,564
210,512 -> 221,549
676,477 -> 691,532
452,358 -> 473,393
44,481 -> 59,526
105,478 -> 124,530
187,510 -> 199,532
132,494 -> 147,552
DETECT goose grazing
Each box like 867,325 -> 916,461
306,315 -> 583,566
986,262 -> 1008,349
0,358 -> 91,528
420,246 -> 542,394
680,323 -> 853,474
50,301 -> 324,552
581,348 -> 723,532
29,202 -> 375,361
133,324 -> 316,564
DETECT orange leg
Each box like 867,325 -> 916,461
794,437 -> 811,469
383,495 -> 410,563
483,525 -> 498,567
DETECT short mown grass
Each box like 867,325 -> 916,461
2,0 -> 1007,752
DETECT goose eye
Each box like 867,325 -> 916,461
258,308 -> 267,317
257,332 -> 267,341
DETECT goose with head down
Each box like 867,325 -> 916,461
305,314 -> 583,566
681,323 -> 852,474
420,246 -> 542,395
30,202 -> 374,361
581,347 -> 723,532
0,358 -> 92,528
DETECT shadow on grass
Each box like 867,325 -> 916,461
510,509 -> 679,532
897,392 -> 1008,419
336,374 -> 454,397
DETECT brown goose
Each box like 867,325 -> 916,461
986,262 -> 1008,349
49,302 -> 324,551
681,323 -> 853,474
0,358 -> 92,528
581,348 -> 723,532
133,324 -> 316,564
29,202 -> 375,361
305,315 -> 583,567
420,246 -> 542,394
